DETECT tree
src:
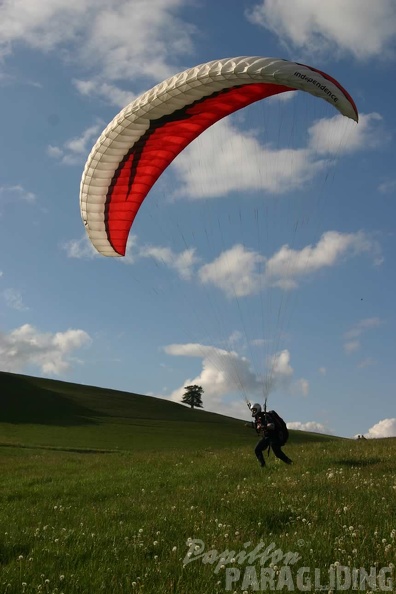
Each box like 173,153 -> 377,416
182,385 -> 204,409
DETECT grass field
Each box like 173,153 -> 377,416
1,372 -> 395,593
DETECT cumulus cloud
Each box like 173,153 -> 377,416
0,323 -> 92,375
199,230 -> 382,297
266,350 -> 309,396
0,0 -> 97,53
199,244 -> 266,298
364,418 -> 396,438
163,343 -> 262,403
265,230 -> 383,290
172,119 -> 329,199
161,343 -> 303,418
267,349 -> 293,380
164,342 -> 261,420
172,110 -> 383,201
0,0 -> 197,98
246,0 -> 396,60
287,421 -> 330,434
66,226 -> 383,299
308,113 -> 387,156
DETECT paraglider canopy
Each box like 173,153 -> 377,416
80,56 -> 358,258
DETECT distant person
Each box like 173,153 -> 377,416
246,403 -> 292,468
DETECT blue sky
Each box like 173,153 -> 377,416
0,0 -> 395,439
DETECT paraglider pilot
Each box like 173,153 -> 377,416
247,403 -> 292,467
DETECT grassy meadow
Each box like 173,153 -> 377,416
1,372 -> 395,593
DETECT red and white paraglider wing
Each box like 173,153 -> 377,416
80,57 -> 358,257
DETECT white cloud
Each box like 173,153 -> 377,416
246,0 -> 396,60
318,366 -> 326,375
0,185 -> 36,211
0,0 -> 197,93
47,145 -> 63,159
0,0 -> 96,52
293,378 -> 309,397
162,343 -> 302,419
163,342 -> 271,417
139,245 -> 199,280
364,418 -> 396,438
73,78 -> 135,108
2,288 -> 29,311
344,317 -> 382,339
67,226 -> 382,299
0,323 -> 91,375
48,123 -> 102,165
199,230 -> 382,298
62,234 -> 100,259
171,108 -> 385,201
163,343 -> 262,403
265,230 -> 382,290
308,113 -> 386,156
76,0 -> 196,82
267,349 -> 293,380
343,317 -> 382,354
172,119 -> 329,199
265,350 -> 310,396
63,233 -> 197,280
287,421 -> 330,434
199,244 -> 266,298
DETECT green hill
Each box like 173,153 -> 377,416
2,372 -> 394,594
0,370 -> 336,452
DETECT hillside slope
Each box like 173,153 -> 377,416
0,371 -> 337,451
1,371 -> 234,425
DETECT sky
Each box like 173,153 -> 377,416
0,0 -> 395,439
